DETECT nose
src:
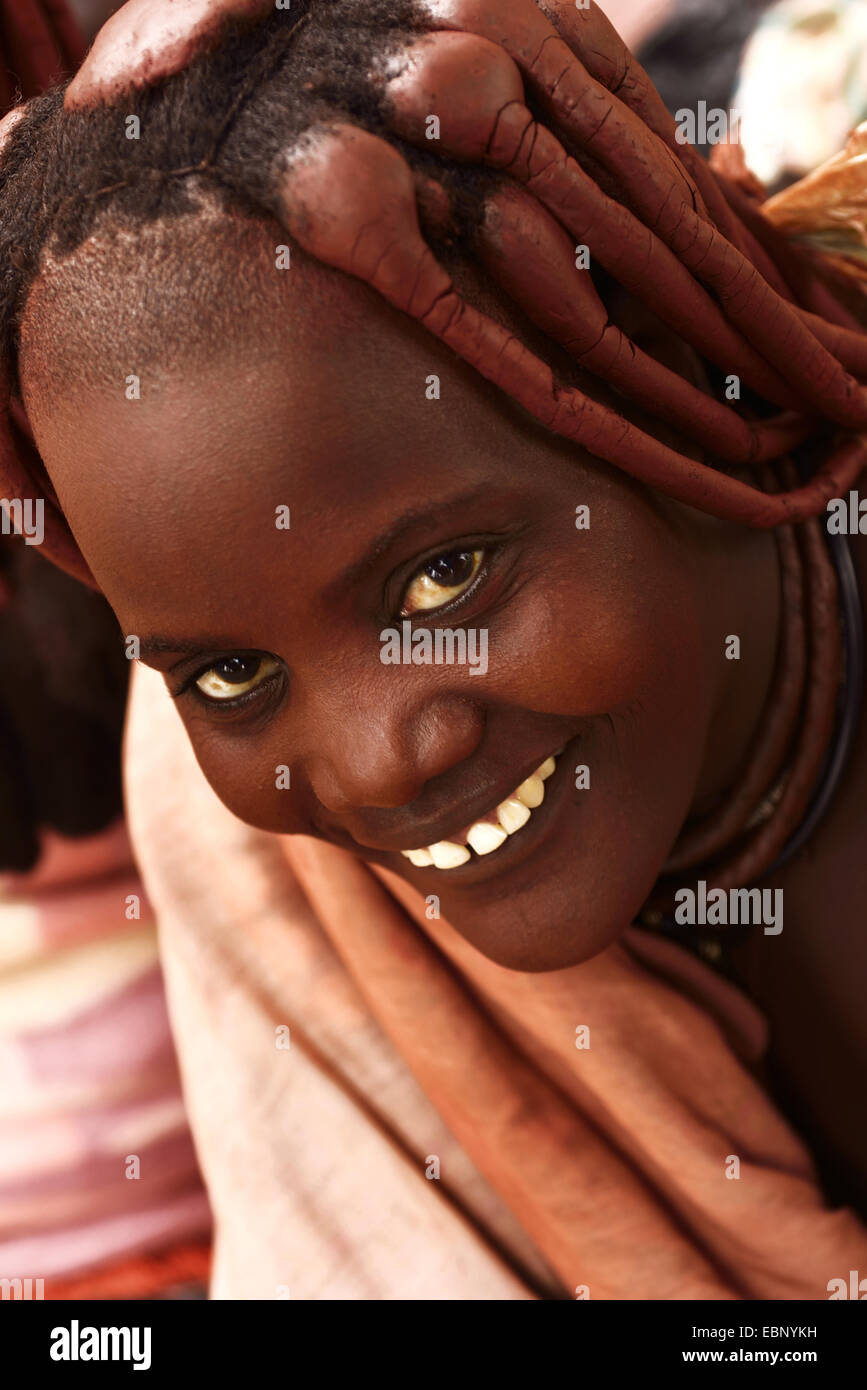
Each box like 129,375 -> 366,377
306,681 -> 484,815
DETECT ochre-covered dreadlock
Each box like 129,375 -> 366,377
275,2 -> 867,530
1,0 -> 866,895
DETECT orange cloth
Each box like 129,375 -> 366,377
124,663 -> 867,1300
45,1240 -> 211,1300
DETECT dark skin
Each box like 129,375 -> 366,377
19,220 -> 867,1213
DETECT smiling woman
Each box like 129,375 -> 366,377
2,0 -> 867,1302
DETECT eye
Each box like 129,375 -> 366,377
401,548 -> 484,615
194,654 -> 282,702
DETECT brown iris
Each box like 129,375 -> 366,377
195,655 -> 281,701
400,548 -> 484,615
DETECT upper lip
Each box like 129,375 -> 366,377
327,746 -> 562,855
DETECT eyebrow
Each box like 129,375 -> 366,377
137,634 -> 249,663
330,483 -> 499,592
138,482 -> 506,662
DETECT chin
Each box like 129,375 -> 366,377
443,881 -> 631,973
389,737 -> 668,973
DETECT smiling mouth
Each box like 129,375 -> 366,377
399,751 -> 560,870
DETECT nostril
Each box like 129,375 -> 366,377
306,697 -> 486,818
411,696 -> 486,780
308,756 -> 427,818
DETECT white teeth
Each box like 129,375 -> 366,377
496,797 -> 532,834
400,750 -> 561,869
466,821 -> 508,855
428,840 -> 472,869
401,848 -> 434,867
514,773 -> 545,809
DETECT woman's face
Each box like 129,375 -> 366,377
20,223 -> 777,970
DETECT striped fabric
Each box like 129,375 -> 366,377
0,820 -> 211,1291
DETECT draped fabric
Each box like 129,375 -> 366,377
0,819 -> 211,1290
125,661 -> 867,1300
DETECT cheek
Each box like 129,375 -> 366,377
181,718 -> 298,834
483,530 -> 714,734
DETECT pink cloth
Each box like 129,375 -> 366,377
0,820 -> 210,1280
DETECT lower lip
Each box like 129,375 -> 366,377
395,737 -> 580,888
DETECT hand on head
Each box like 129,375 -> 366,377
65,0 -> 273,108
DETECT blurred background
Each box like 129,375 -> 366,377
1,0 -> 865,1300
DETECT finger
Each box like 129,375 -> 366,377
276,119 -> 867,527
64,0 -> 272,109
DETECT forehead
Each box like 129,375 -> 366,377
19,209 -> 593,624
